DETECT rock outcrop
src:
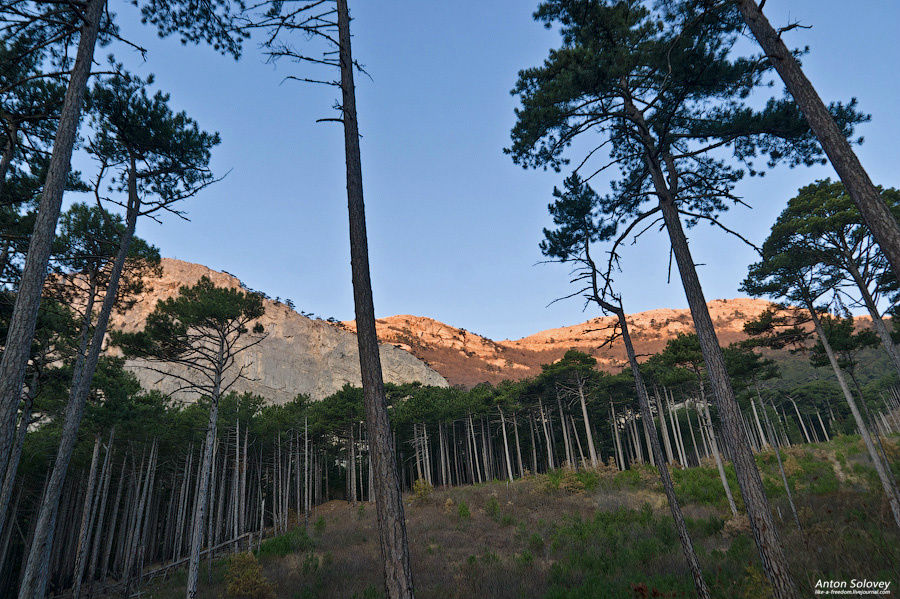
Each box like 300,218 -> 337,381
110,259 -> 448,403
344,298 -> 820,387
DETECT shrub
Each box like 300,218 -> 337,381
485,495 -> 501,519
257,528 -> 314,558
314,516 -> 326,535
457,501 -> 471,520
301,552 -> 320,575
225,552 -> 274,599
413,478 -> 433,501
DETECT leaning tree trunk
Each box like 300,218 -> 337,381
611,305 -> 710,599
844,257 -> 900,377
758,397 -> 802,532
736,0 -> 900,280
0,0 -> 107,486
805,299 -> 900,528
336,2 -> 414,597
576,380 -> 599,468
498,408 -> 514,483
657,195 -> 798,599
0,386 -> 34,544
700,382 -> 738,516
19,195 -> 137,599
71,434 -> 101,599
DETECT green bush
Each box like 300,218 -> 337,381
457,501 -> 471,520
257,528 -> 314,558
226,552 -> 274,599
413,478 -> 433,501
485,495 -> 501,520
314,516 -> 326,535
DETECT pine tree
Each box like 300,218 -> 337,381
743,212 -> 900,528
539,172 -> 711,598
243,3 -> 415,595
113,276 -> 266,599
0,2 -> 245,535
732,0 -> 900,282
503,2 -> 869,594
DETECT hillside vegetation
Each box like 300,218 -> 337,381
135,435 -> 900,599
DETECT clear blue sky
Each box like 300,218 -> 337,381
71,1 -> 900,340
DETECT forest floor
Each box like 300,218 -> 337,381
133,434 -> 900,599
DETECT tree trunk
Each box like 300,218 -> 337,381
71,434 -> 101,599
513,414 -> 524,477
336,2 -> 414,596
100,454 -> 126,583
0,387 -> 33,545
789,398 -> 812,444
655,389 -> 675,464
614,306 -> 710,599
528,413 -> 538,474
186,350 -> 224,599
19,172 -> 138,599
668,390 -> 687,466
751,387 -> 769,448
556,392 -> 573,468
700,384 -> 738,516
0,0 -> 106,489
570,416 -> 587,468
304,417 -> 310,529
538,402 -> 554,471
657,196 -> 796,598
86,431 -> 114,590
568,382 -> 598,469
498,408 -> 514,482
845,257 -> 900,377
806,300 -> 900,527
816,410 -> 830,442
736,0 -> 900,282
760,398 -> 802,532
610,401 -> 624,470
0,119 -> 19,196
685,401 -> 700,466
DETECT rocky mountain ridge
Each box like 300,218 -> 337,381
116,259 -> 869,396
343,298 -> 861,387
110,259 -> 448,403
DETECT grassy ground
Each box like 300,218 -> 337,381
137,435 -> 900,599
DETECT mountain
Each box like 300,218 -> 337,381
343,298 -> 828,387
115,259 -> 880,397
109,259 -> 448,403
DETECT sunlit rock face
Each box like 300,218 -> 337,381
111,258 -> 448,403
344,299 -> 818,387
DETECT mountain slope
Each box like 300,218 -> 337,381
110,259 -> 448,402
344,299 -> 858,387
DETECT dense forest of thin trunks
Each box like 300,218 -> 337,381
2,376 -> 898,598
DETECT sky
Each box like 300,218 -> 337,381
69,1 -> 900,341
